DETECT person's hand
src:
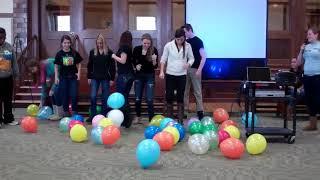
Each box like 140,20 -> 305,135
300,44 -> 306,52
49,90 -> 54,96
88,79 -> 91,85
55,78 -> 59,85
183,63 -> 190,69
77,74 -> 80,81
196,69 -> 202,77
136,64 -> 142,71
112,54 -> 117,59
159,71 -> 165,79
110,81 -> 114,86
152,54 -> 157,65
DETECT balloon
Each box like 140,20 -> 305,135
68,120 -> 84,130
107,92 -> 125,109
101,125 -> 121,145
213,108 -> 229,123
219,120 -> 238,130
241,112 -> 259,127
37,106 -> 53,120
136,139 -> 160,169
218,129 -> 230,145
203,130 -> 219,150
70,124 -> 87,143
144,126 -> 161,139
149,115 -> 164,126
189,121 -> 204,135
107,109 -> 124,127
71,114 -> 84,122
163,126 -> 180,144
203,123 -> 218,132
188,134 -> 210,155
59,117 -> 71,132
21,116 -> 38,133
89,105 -> 102,116
91,126 -> 104,145
153,131 -> 174,151
201,116 -> 215,125
26,104 -> 39,117
187,117 -> 200,128
220,137 -> 245,159
98,118 -> 113,128
224,125 -> 241,139
92,114 -> 105,127
173,123 -> 185,141
167,121 -> 178,127
159,118 -> 173,130
246,133 -> 267,155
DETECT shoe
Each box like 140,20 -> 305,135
197,111 -> 204,120
303,116 -> 318,131
8,120 -> 19,126
86,117 -> 93,124
48,114 -> 61,121
133,116 -> 141,124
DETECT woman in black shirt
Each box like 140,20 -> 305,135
54,35 -> 83,116
86,34 -> 115,122
112,31 -> 135,128
133,33 -> 158,123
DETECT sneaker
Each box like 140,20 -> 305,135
8,120 -> 19,126
48,114 -> 61,121
0,122 -> 3,129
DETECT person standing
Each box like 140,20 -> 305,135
182,24 -> 206,120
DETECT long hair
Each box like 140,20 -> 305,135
94,34 -> 108,56
141,33 -> 154,61
119,30 -> 133,49
174,28 -> 186,58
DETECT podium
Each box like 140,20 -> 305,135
244,81 -> 296,144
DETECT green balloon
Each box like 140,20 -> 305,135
201,116 -> 215,126
89,105 -> 102,116
203,130 -> 219,150
203,124 -> 218,132
189,121 -> 204,135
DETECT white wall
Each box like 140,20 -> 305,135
0,0 -> 13,13
0,0 -> 14,44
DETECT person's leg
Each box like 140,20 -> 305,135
101,80 -> 110,116
88,79 -> 99,122
190,68 -> 204,119
2,76 -> 16,125
134,75 -> 144,124
60,77 -> 70,116
184,69 -> 192,117
165,74 -> 175,118
121,73 -> 134,128
69,77 -> 78,115
146,74 -> 155,122
176,75 -> 186,124
0,100 -> 3,127
302,76 -> 317,130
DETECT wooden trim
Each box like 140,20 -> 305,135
0,13 -> 13,18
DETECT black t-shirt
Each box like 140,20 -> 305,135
133,45 -> 158,74
87,49 -> 116,80
187,36 -> 204,69
116,45 -> 134,74
54,49 -> 83,77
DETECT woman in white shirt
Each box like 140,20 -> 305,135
159,28 -> 195,124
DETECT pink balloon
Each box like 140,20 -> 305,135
92,114 -> 105,127
68,120 -> 84,130
218,129 -> 230,145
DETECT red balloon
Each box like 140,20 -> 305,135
21,116 -> 38,133
220,137 -> 245,159
153,131 -> 174,151
218,129 -> 230,145
219,120 -> 238,130
68,120 -> 84,130
213,108 -> 229,123
101,125 -> 121,145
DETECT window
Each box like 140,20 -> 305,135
306,0 -> 320,29
172,0 -> 185,32
46,0 -> 71,31
268,0 -> 289,31
129,0 -> 157,31
84,0 -> 112,29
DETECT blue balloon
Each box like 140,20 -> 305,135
37,106 -> 53,120
144,126 -> 161,139
59,117 -> 71,132
107,92 -> 125,109
241,112 -> 259,127
71,114 -> 84,122
136,139 -> 160,169
91,126 -> 104,145
173,123 -> 185,141
159,118 -> 173,130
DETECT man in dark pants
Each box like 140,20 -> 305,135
0,27 -> 19,128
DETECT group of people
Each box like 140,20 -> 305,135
22,24 -> 206,128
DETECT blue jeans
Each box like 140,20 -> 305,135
41,83 -> 62,107
60,76 -> 78,114
90,79 -> 110,117
116,73 -> 134,105
134,73 -> 155,120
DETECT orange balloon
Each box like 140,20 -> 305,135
219,120 -> 238,130
101,125 -> 121,145
220,137 -> 245,159
21,116 -> 38,133
213,108 -> 229,123
153,131 -> 174,151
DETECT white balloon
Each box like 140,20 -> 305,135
107,109 -> 124,127
188,134 -> 210,155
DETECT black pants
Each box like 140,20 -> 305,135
303,75 -> 320,116
165,74 -> 186,104
0,76 -> 14,123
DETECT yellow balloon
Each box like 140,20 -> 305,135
99,118 -> 113,128
163,126 -> 180,145
70,124 -> 87,142
246,133 -> 267,155
149,115 -> 164,126
224,125 -> 240,139
27,104 -> 39,117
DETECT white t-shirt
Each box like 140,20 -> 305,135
160,40 -> 195,76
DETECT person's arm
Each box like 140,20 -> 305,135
112,52 -> 127,64
152,48 -> 159,69
109,50 -> 116,84
133,47 -> 142,71
297,44 -> 306,66
196,48 -> 207,76
11,47 -> 19,80
75,52 -> 83,80
159,44 -> 169,79
184,44 -> 194,69
54,65 -> 59,84
87,51 -> 94,84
